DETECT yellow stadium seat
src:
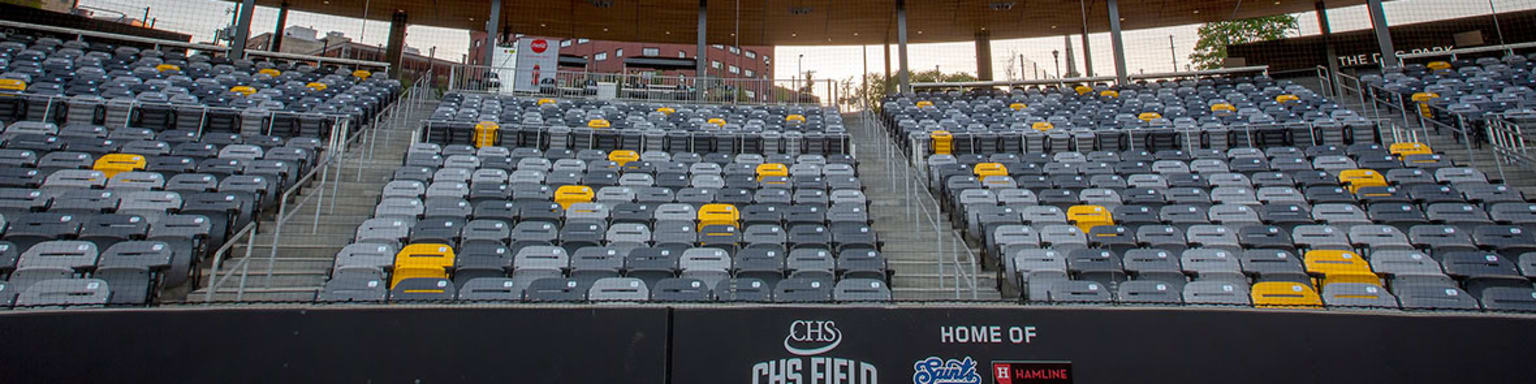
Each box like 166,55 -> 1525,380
0,78 -> 24,93
554,185 -> 594,209
257,68 -> 281,77
352,70 -> 372,79
608,150 -> 639,166
973,163 -> 1008,178
707,118 -> 727,126
930,130 -> 953,155
1009,103 -> 1027,111
391,243 -> 457,287
306,82 -> 328,92
1074,85 -> 1093,95
1337,169 -> 1387,194
755,163 -> 788,182
785,114 -> 806,123
1275,94 -> 1300,103
1031,122 -> 1054,132
588,118 -> 611,129
915,100 -> 934,108
1411,92 -> 1439,118
156,64 -> 181,72
1066,205 -> 1114,233
1304,250 -> 1380,287
1251,281 -> 1323,308
1426,61 -> 1452,71
1210,103 -> 1236,113
229,86 -> 256,96
92,153 -> 146,178
390,266 -> 449,289
474,121 -> 500,148
394,243 -> 457,269
698,203 -> 740,229
1099,90 -> 1119,98
1389,142 -> 1432,159
1137,112 -> 1162,122
537,98 -> 557,105
657,107 -> 675,115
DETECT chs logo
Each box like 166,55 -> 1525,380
753,320 -> 877,384
784,320 -> 841,356
913,356 -> 981,384
530,39 -> 548,53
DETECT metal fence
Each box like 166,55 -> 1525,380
442,65 -> 836,106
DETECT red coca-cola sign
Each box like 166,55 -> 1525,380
530,39 -> 548,53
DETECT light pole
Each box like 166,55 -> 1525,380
797,54 -> 804,95
1052,50 -> 1060,79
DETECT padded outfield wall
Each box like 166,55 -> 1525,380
0,305 -> 1533,383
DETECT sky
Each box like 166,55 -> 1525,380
75,0 -> 1536,96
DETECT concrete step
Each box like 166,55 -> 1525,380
189,99 -> 444,301
893,288 -> 1005,301
846,112 -> 1001,300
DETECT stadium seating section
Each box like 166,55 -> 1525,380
0,30 -> 401,307
1366,55 -> 1536,142
318,94 -> 892,303
883,74 -> 1536,311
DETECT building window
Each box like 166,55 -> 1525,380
643,47 -> 659,56
560,40 -> 573,47
712,44 -> 724,49
744,69 -> 754,77
595,52 -> 608,61
728,65 -> 740,74
711,61 -> 722,69
678,50 -> 687,58
577,38 -> 590,44
728,46 -> 740,54
745,50 -> 756,59
615,48 -> 624,57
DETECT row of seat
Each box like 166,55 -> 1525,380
435,93 -> 845,133
331,276 -> 891,303
0,31 -> 400,138
1027,279 -> 1528,311
322,138 -> 887,303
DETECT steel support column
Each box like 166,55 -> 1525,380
1366,0 -> 1397,68
230,0 -> 257,58
1106,0 -> 1128,85
896,0 -> 910,94
385,10 -> 408,80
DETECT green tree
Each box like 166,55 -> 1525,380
847,70 -> 979,112
1188,15 -> 1298,70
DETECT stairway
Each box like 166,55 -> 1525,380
1328,89 -> 1536,195
846,112 -> 1003,301
187,99 -> 437,302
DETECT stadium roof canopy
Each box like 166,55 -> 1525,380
248,0 -> 1374,46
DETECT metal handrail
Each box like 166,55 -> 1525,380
444,64 -> 829,106
912,66 -> 1270,90
0,19 -> 228,53
1397,41 -> 1536,63
243,50 -> 391,71
856,102 -> 978,299
200,220 -> 260,302
200,76 -> 426,301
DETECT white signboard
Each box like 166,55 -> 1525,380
514,37 -> 559,93
491,44 -> 518,95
